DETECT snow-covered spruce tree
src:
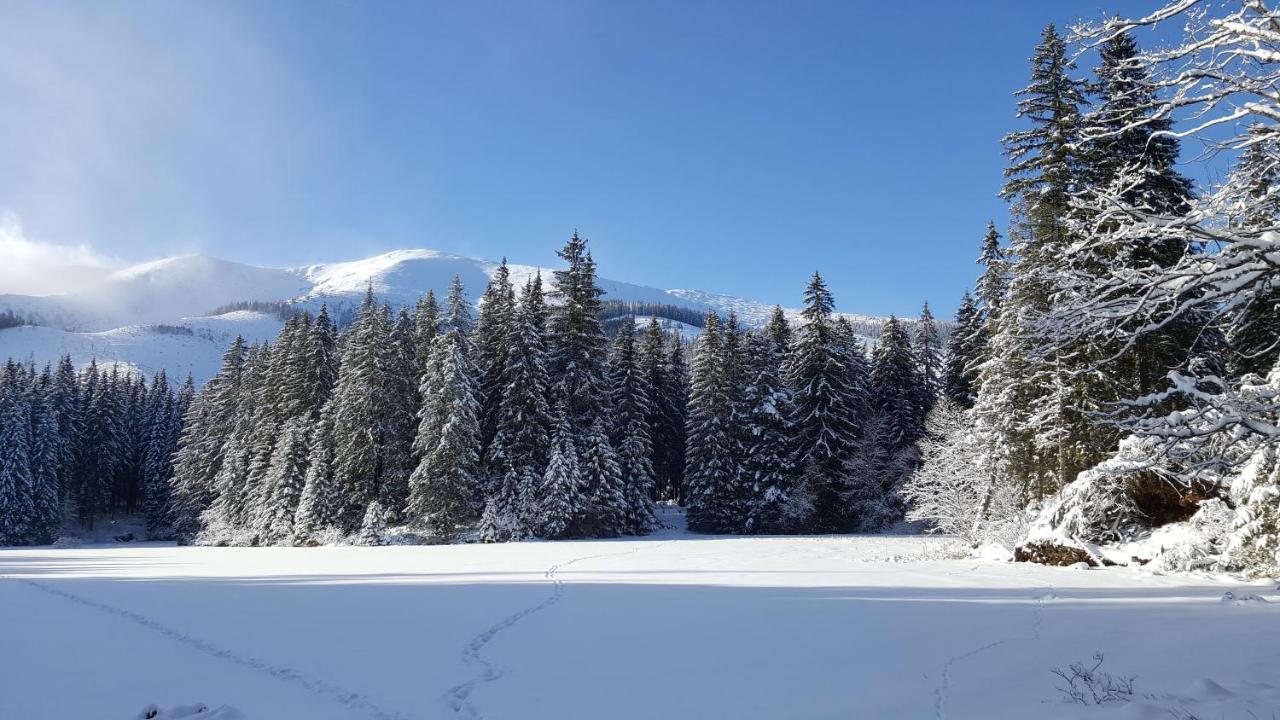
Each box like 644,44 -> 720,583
269,313 -> 313,422
1001,24 -> 1087,245
608,320 -> 658,535
239,322 -> 297,523
952,222 -> 1010,413
477,437 -> 522,543
412,290 -> 442,377
1078,29 -> 1191,218
171,337 -> 246,541
473,259 -> 517,475
407,287 -> 482,538
107,370 -> 141,515
973,222 -> 1009,348
639,317 -> 682,502
580,416 -> 629,537
293,401 -> 340,545
547,231 -> 610,433
942,291 -> 981,408
723,313 -> 753,516
1053,27 -> 1199,434
641,322 -> 689,503
217,314 -> 326,544
538,406 -> 586,539
305,306 -> 340,420
784,273 -> 863,532
28,389 -> 63,545
254,418 -> 311,545
72,361 -> 124,529
237,308 -> 340,543
200,343 -> 269,544
141,371 -> 178,537
740,331 -> 798,534
0,364 -> 35,544
379,305 -> 419,517
48,355 -> 81,504
664,332 -> 690,501
684,313 -> 747,533
976,23 -> 1090,502
480,274 -> 553,543
765,305 -> 791,357
330,288 -> 397,533
913,303 -> 941,414
861,316 -> 923,529
871,317 -> 924,452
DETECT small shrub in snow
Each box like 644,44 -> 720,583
1220,590 -> 1269,605
1051,652 -> 1135,705
137,703 -> 244,719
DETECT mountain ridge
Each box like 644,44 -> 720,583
0,248 -> 936,383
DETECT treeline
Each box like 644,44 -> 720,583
0,358 -> 192,545
169,234 -> 682,545
599,300 -> 708,329
906,11 -> 1280,577
159,232 -> 942,546
0,310 -> 35,330
685,286 -> 942,533
207,300 -> 300,322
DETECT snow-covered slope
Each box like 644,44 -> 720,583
0,311 -> 286,384
0,255 -> 309,333
294,250 -> 719,320
0,248 -> 927,383
297,249 -> 495,311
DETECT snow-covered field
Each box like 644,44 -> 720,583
2,511 -> 1277,720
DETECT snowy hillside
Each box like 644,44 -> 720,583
0,248 -> 928,382
0,255 -> 310,333
3,516 -> 1276,720
0,311 -> 286,383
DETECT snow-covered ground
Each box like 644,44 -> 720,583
2,510 -> 1276,720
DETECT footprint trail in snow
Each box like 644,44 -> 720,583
11,577 -> 411,720
443,541 -> 669,720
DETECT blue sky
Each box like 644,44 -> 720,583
0,1 -> 1172,315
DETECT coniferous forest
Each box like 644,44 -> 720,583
0,232 -> 938,547
2,2 -> 1280,582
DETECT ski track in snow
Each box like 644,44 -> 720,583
933,584 -> 1051,720
10,577 -> 412,720
443,540 -> 670,720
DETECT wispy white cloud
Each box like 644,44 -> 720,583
0,1 -> 327,259
0,211 -> 119,295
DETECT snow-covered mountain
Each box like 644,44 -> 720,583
0,249 -> 923,384
0,255 -> 312,333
